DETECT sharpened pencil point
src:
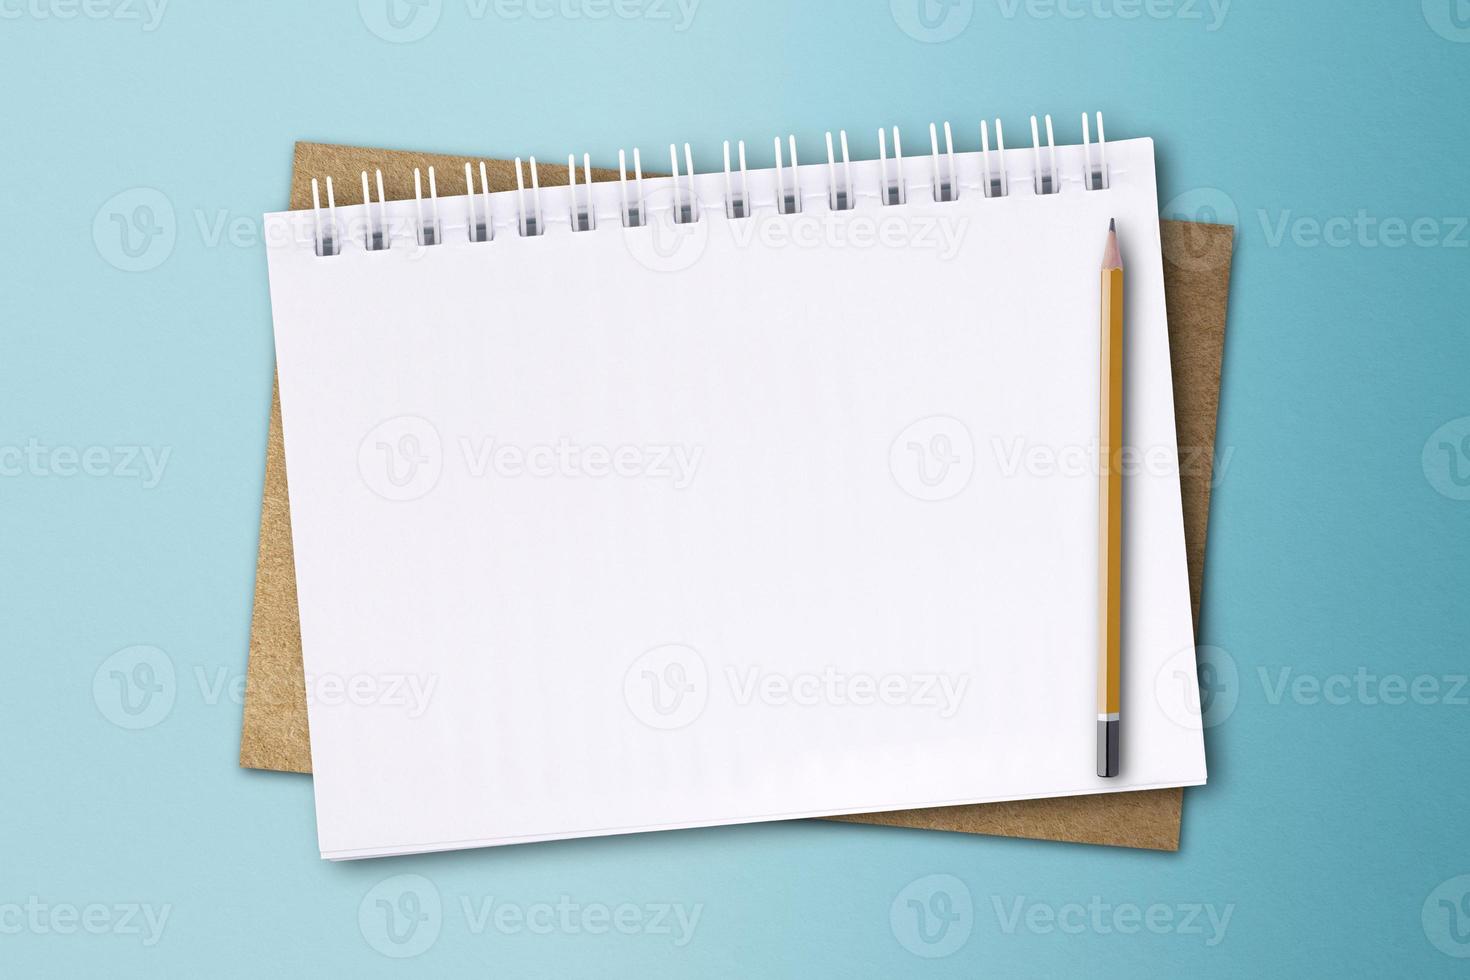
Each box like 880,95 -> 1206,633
1101,220 -> 1122,271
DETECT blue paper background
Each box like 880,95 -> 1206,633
3,1 -> 1468,975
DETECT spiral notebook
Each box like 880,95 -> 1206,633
264,117 -> 1207,859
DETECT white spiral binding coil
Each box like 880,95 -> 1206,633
826,130 -> 853,211
308,112 -> 1112,257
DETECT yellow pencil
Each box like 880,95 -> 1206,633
1098,219 -> 1123,778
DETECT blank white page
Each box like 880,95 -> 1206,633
264,135 -> 1205,859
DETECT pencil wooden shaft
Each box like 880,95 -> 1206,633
1097,252 -> 1124,777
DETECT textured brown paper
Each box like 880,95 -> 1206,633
242,142 -> 1233,852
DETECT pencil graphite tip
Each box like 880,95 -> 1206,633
1102,220 -> 1122,270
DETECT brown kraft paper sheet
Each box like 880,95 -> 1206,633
241,141 -> 1234,852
